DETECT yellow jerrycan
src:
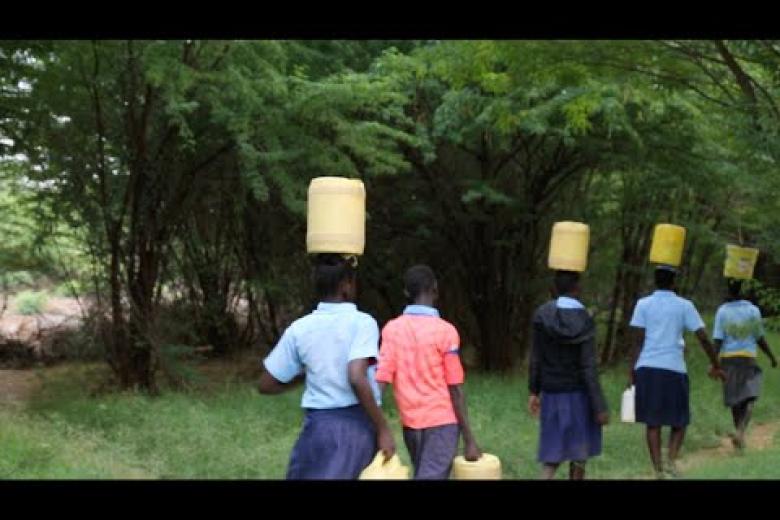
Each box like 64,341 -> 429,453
306,177 -> 366,255
451,453 -> 502,480
649,224 -> 686,267
724,245 -> 759,280
548,221 -> 590,272
359,451 -> 410,480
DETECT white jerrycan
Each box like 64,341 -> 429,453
621,385 -> 636,423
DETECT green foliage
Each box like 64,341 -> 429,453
14,290 -> 48,315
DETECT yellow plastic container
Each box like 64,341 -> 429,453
306,177 -> 365,255
649,224 -> 686,267
358,452 -> 410,480
724,245 -> 759,280
451,453 -> 502,480
548,221 -> 590,272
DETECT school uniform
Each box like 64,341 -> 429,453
375,304 -> 464,479
263,302 -> 382,480
713,300 -> 765,407
529,296 -> 607,464
630,290 -> 705,427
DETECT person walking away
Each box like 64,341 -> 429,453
257,253 -> 395,479
375,265 -> 482,479
713,279 -> 777,452
528,270 -> 609,480
628,265 -> 725,479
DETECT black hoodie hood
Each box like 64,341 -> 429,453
534,299 -> 595,345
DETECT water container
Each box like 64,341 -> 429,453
649,224 -> 686,267
451,453 -> 502,480
548,221 -> 590,272
724,245 -> 759,280
621,386 -> 636,423
306,177 -> 366,255
359,451 -> 410,480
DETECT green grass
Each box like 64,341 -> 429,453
1,327 -> 779,479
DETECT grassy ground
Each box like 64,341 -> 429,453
1,328 -> 779,479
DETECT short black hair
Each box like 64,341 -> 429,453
655,267 -> 676,290
554,270 -> 580,296
313,253 -> 356,299
727,279 -> 743,300
404,265 -> 437,301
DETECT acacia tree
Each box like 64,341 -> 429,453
2,40 -> 416,390
363,41 -> 729,370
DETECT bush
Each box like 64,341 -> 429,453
0,271 -> 35,291
53,280 -> 85,298
15,291 -> 49,315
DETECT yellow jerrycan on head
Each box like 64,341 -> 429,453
649,223 -> 686,267
724,245 -> 759,280
306,176 -> 366,255
451,453 -> 502,480
359,451 -> 410,480
548,221 -> 590,272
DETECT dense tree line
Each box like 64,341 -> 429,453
1,40 -> 779,391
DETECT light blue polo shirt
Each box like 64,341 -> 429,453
713,300 -> 765,358
263,302 -> 381,409
631,290 -> 705,374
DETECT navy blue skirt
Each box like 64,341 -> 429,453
634,367 -> 690,427
538,391 -> 602,464
286,405 -> 377,480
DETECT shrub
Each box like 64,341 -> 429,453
15,291 -> 49,315
53,280 -> 85,298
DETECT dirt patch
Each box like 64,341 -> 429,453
0,369 -> 41,409
679,421 -> 780,472
0,295 -> 94,366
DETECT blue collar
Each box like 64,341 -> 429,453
653,290 -> 676,297
403,304 -> 440,317
316,302 -> 357,313
556,296 -> 585,310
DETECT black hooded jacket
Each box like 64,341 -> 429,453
528,298 -> 608,415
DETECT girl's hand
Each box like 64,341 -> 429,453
464,440 -> 482,462
708,366 -> 726,381
596,411 -> 610,425
377,426 -> 396,462
528,394 -> 541,417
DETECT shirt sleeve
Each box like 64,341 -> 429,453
348,316 -> 380,363
441,326 -> 464,386
375,326 -> 396,383
684,301 -> 706,332
712,307 -> 725,341
629,300 -> 646,328
529,318 -> 543,395
755,306 -> 766,338
263,326 -> 303,383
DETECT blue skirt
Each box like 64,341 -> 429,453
286,405 -> 377,480
538,391 -> 602,464
634,367 -> 690,427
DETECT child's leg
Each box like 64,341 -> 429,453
402,428 -> 423,477
737,400 -> 755,446
541,463 -> 559,480
667,426 -> 686,472
569,460 -> 586,480
645,426 -> 663,474
731,403 -> 744,430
